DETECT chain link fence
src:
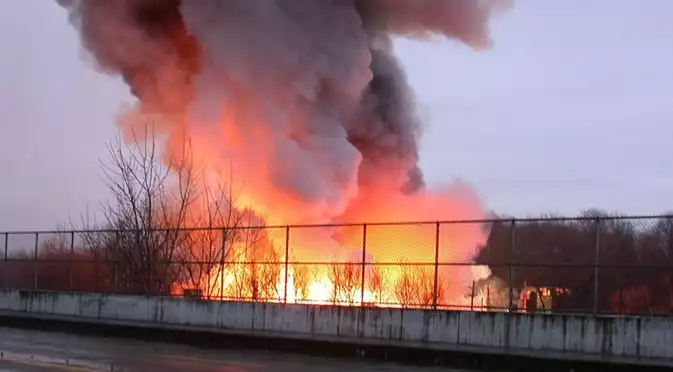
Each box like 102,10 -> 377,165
1,215 -> 672,315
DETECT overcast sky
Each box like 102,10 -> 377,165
1,1 -> 672,231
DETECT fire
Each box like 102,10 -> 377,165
159,97 -> 497,310
151,95 -> 495,309
170,180 -> 495,310
58,0 -> 507,311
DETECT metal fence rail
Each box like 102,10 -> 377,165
1,215 -> 672,316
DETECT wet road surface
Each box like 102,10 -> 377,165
0,327 -> 468,371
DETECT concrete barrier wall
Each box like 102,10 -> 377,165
0,289 -> 671,366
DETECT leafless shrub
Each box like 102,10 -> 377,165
226,230 -> 281,301
394,264 -> 439,309
75,127 -> 274,299
292,263 -> 311,302
177,177 -> 269,300
328,259 -> 360,305
78,131 -> 195,295
365,264 -> 391,306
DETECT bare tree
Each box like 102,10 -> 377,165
176,175 -> 272,300
77,127 -> 279,300
394,264 -> 437,309
328,259 -> 360,305
366,264 -> 391,306
220,225 -> 281,301
80,130 -> 195,295
291,263 -> 312,302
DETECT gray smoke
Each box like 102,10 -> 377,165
57,0 -> 506,223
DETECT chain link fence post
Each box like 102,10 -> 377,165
432,222 -> 440,310
68,231 -> 74,291
2,233 -> 7,288
284,226 -> 290,304
508,219 -> 516,312
593,217 -> 601,315
112,231 -> 119,293
360,223 -> 367,307
220,228 -> 226,301
149,230 -> 154,296
33,233 -> 39,290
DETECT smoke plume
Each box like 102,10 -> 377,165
57,0 -> 505,225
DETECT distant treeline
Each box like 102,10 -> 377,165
477,210 -> 673,315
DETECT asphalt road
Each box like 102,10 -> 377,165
0,327 -> 468,372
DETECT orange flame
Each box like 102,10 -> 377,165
150,101 -> 495,310
167,173 -> 495,309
